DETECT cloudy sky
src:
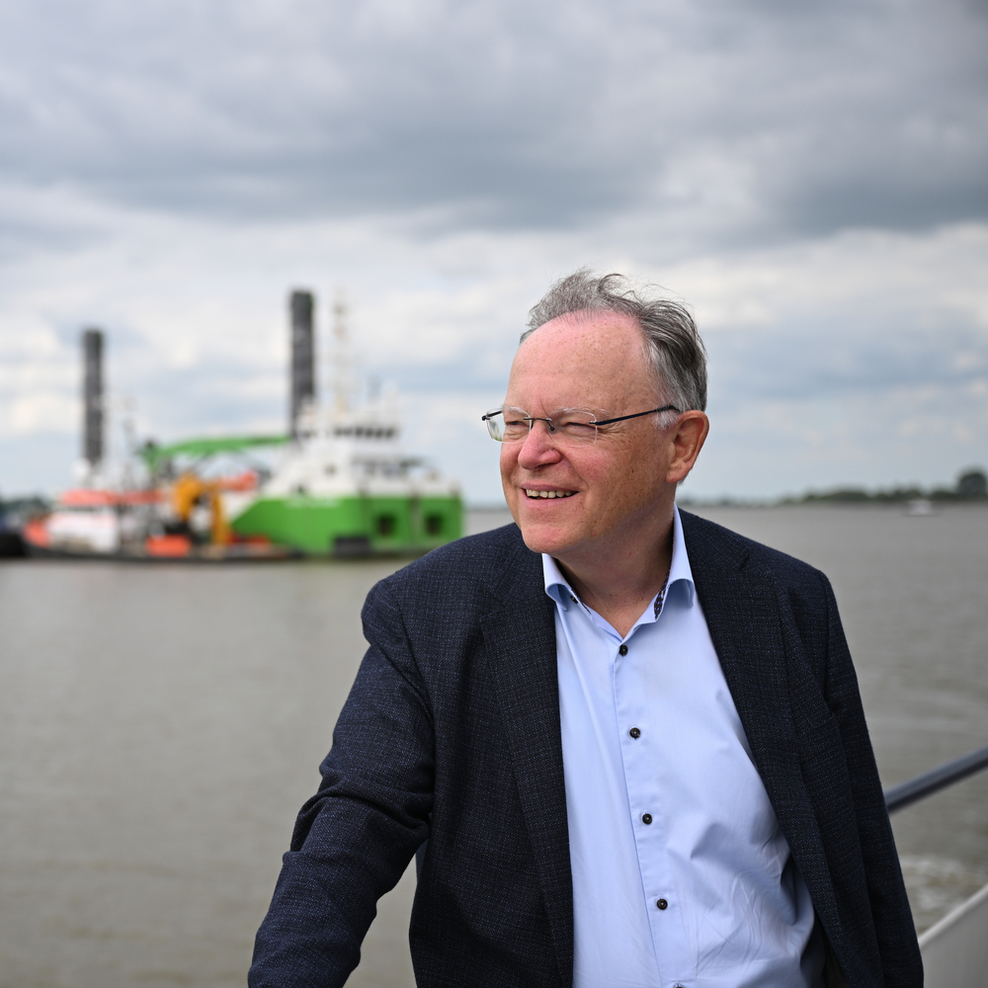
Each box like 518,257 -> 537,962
1,0 -> 986,504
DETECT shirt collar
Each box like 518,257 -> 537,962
542,504 -> 696,613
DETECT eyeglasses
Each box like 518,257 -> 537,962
481,405 -> 681,445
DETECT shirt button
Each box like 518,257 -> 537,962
642,813 -> 652,825
629,727 -> 641,739
618,644 -> 628,656
656,898 -> 668,910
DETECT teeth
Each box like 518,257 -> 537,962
525,489 -> 575,499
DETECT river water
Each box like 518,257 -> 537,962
0,504 -> 985,987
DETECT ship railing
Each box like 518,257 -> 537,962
884,742 -> 988,987
885,743 -> 988,814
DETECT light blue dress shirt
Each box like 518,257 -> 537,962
545,507 -> 824,988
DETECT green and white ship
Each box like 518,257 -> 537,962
143,293 -> 462,557
230,392 -> 462,556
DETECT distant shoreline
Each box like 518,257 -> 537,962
679,494 -> 988,509
7,473 -> 988,520
688,468 -> 988,509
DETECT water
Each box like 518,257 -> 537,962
0,505 -> 985,986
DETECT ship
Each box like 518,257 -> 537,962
234,405 -> 460,556
23,291 -> 462,560
141,397 -> 463,557
226,290 -> 461,556
141,290 -> 462,556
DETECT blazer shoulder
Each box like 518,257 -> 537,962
368,523 -> 541,610
679,508 -> 829,594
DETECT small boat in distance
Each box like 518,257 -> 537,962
905,497 -> 937,516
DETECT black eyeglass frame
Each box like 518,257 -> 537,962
481,404 -> 682,442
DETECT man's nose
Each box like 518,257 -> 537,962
517,419 -> 563,467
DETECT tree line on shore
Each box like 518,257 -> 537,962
679,468 -> 988,508
785,468 -> 987,505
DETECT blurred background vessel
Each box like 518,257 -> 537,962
18,291 -> 461,561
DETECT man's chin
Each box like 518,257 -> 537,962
505,490 -> 580,554
515,520 -> 574,558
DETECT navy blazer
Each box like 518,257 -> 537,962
250,511 -> 922,987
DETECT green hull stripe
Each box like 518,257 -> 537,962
231,494 -> 463,554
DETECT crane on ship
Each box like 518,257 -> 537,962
169,471 -> 232,546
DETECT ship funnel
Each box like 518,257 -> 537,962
82,328 -> 104,470
290,289 -> 315,439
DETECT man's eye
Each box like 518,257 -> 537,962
557,418 -> 596,435
501,415 -> 529,438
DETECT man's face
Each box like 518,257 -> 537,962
500,310 -> 678,571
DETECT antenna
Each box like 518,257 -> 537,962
332,290 -> 349,415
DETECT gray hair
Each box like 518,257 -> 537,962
522,269 -> 707,415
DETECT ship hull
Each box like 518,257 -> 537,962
230,492 -> 463,556
21,541 -> 300,563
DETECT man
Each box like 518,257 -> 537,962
250,271 -> 922,987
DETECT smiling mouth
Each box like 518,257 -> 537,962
524,489 -> 576,499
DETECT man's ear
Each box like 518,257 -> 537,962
665,411 -> 709,484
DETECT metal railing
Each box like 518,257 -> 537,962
884,742 -> 988,814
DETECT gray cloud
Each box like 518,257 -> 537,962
1,0 -> 985,242
710,310 -> 988,407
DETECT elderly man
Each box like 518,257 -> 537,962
250,271 -> 921,987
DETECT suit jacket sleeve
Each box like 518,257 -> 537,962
250,526 -> 569,988
248,577 -> 435,988
812,570 -> 922,987
753,551 -> 921,986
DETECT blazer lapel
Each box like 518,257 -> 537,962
680,511 -> 843,940
684,516 -> 805,803
480,537 -> 574,987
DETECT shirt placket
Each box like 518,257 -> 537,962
612,618 -> 692,987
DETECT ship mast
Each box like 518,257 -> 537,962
332,292 -> 350,416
